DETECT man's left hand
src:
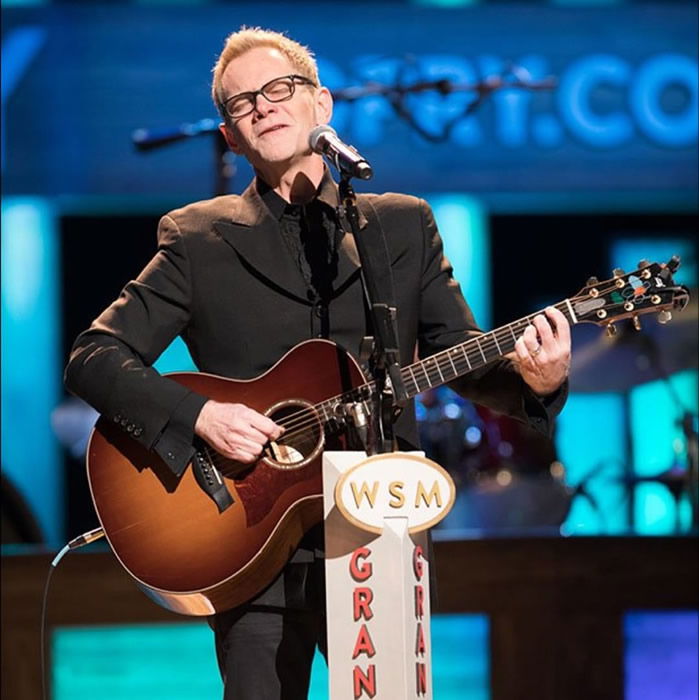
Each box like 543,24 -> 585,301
511,306 -> 571,397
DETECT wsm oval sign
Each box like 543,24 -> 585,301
334,454 -> 456,534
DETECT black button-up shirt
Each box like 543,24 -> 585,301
257,171 -> 343,337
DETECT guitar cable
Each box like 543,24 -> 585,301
41,527 -> 105,700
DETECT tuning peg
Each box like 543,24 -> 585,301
587,276 -> 600,297
658,310 -> 672,324
606,324 -> 617,337
612,268 -> 627,287
632,316 -> 642,331
638,260 -> 652,278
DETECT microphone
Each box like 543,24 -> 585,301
308,125 -> 373,180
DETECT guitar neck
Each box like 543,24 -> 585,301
399,298 -> 578,399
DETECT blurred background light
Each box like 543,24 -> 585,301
1,198 -> 62,546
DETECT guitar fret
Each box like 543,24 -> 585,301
421,363 -> 433,388
447,351 -> 458,375
475,338 -> 487,364
491,332 -> 502,355
407,366 -> 421,394
512,319 -> 528,338
460,345 -> 472,370
428,361 -> 441,383
508,324 -> 517,343
433,356 -> 445,382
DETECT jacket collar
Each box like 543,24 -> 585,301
256,167 -> 345,222
212,173 -> 363,302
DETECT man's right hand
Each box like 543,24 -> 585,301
194,400 -> 284,463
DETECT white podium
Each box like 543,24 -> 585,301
323,451 -> 456,699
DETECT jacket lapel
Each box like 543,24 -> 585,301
213,177 -> 368,301
213,181 -> 311,303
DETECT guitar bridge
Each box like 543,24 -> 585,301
192,445 -> 234,513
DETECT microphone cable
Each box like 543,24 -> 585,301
40,527 -> 106,700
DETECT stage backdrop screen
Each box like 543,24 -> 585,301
2,3 -> 697,211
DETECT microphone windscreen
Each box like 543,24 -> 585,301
308,124 -> 336,153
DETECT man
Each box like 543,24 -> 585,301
65,27 -> 571,699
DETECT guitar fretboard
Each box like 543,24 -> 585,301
314,298 -> 577,422
399,299 -> 577,398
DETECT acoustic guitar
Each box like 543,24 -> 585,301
86,259 -> 688,615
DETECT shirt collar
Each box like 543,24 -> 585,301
256,167 -> 340,221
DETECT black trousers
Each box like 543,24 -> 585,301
210,556 -> 328,699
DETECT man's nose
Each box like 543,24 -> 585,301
252,93 -> 275,117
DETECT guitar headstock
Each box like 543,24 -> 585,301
571,256 -> 690,332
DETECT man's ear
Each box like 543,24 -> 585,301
219,122 -> 242,154
314,87 -> 333,126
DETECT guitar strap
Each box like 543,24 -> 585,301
352,197 -> 406,410
352,197 -> 397,314
343,196 -> 406,453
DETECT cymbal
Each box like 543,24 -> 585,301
569,289 -> 697,393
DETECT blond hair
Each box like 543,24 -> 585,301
211,27 -> 319,119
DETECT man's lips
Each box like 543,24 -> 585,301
257,124 -> 288,137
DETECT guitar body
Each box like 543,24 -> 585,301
86,339 -> 366,616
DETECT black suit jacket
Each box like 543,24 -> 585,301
66,175 -> 565,479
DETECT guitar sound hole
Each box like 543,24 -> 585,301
263,400 -> 324,470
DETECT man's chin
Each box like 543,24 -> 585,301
256,147 -> 297,164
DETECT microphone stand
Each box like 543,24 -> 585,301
337,174 -> 407,455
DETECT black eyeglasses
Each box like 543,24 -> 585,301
221,74 -> 317,119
